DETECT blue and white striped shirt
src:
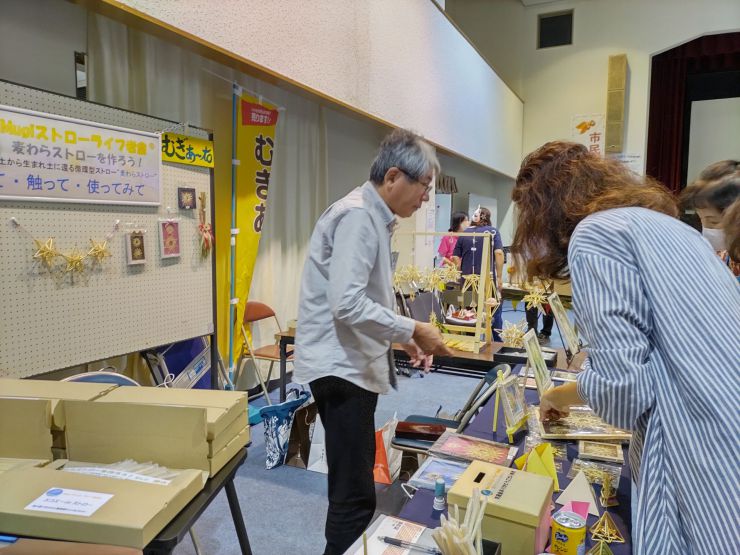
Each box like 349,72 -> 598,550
570,207 -> 740,555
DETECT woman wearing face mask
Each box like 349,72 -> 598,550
681,167 -> 740,281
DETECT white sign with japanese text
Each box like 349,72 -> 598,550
25,487 -> 113,517
0,105 -> 161,205
571,114 -> 605,157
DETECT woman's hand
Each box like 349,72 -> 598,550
539,385 -> 572,421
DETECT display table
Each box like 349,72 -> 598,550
398,365 -> 633,554
501,284 -> 572,305
144,449 -> 251,555
394,342 -> 586,377
276,329 -> 586,400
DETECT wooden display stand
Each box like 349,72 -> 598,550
393,231 -> 495,354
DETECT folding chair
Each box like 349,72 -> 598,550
391,363 -> 511,455
235,301 -> 293,405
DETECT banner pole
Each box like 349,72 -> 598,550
227,83 -> 240,387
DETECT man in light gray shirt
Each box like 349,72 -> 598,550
295,129 -> 450,555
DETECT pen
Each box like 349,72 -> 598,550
379,536 -> 441,554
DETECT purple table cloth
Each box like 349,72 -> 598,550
399,365 -> 633,554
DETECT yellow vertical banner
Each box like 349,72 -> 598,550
233,94 -> 279,358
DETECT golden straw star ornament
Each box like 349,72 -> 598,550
522,288 -> 548,312
32,237 -> 59,269
498,319 -> 527,348
461,273 -> 479,295
87,239 -> 112,265
62,247 -> 87,275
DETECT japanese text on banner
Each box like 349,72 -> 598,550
0,105 -> 160,205
233,94 -> 279,354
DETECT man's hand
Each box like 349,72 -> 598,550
539,386 -> 571,422
496,276 -> 504,291
401,340 -> 433,372
412,322 -> 453,357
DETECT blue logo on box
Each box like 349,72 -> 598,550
46,489 -> 63,496
555,532 -> 569,542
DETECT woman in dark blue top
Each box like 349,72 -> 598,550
452,206 -> 505,340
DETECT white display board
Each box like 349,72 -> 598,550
0,81 -> 214,378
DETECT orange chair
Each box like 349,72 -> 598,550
236,301 -> 294,405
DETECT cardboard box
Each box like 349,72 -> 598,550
93,386 -> 247,440
0,379 -> 116,430
0,465 -> 206,549
448,461 -> 553,555
209,427 -> 249,476
0,398 -> 53,459
209,413 -> 249,456
0,457 -> 49,474
64,401 -> 209,472
0,538 -> 143,555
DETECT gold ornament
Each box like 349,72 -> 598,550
439,264 -> 461,284
590,512 -> 625,544
461,273 -> 480,295
599,473 -> 619,507
87,239 -> 111,265
586,541 -> 614,555
62,247 -> 87,275
522,288 -> 548,312
498,320 -> 527,348
33,237 -> 59,269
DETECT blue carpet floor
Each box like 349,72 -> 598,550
173,302 -> 565,555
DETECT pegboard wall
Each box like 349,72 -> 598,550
0,81 -> 214,378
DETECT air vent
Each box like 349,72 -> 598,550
538,10 -> 573,49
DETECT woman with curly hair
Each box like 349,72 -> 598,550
511,141 -> 739,555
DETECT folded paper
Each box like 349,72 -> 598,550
555,470 -> 599,516
514,443 -> 559,491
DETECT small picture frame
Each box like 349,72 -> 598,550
551,370 -> 579,382
578,440 -> 625,464
523,328 -> 552,397
500,372 -> 526,428
126,231 -> 146,265
178,187 -> 197,210
548,292 -> 580,356
159,220 -> 181,259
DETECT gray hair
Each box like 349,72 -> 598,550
369,128 -> 440,185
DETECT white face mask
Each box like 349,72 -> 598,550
702,227 -> 726,251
